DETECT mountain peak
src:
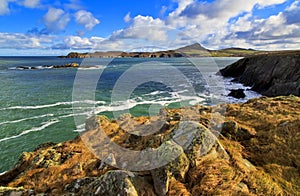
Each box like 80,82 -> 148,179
176,43 -> 207,51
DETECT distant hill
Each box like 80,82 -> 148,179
175,43 -> 210,57
176,43 -> 207,51
59,43 -> 300,58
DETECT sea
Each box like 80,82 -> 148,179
0,56 -> 261,173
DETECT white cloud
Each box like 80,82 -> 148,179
124,12 -> 131,23
159,6 -> 167,17
74,10 -> 100,31
111,15 -> 168,42
43,8 -> 70,33
0,32 -> 53,49
161,0 -> 297,50
63,36 -> 93,49
0,0 -> 11,15
256,0 -> 287,8
1,0 -> 300,53
23,0 -> 40,8
64,0 -> 83,10
0,0 -> 41,15
286,0 -> 300,11
52,35 -> 127,51
205,1 -> 300,50
54,0 -> 299,51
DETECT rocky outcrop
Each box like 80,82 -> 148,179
52,62 -> 79,68
228,89 -> 246,99
121,51 -> 184,58
60,50 -> 184,58
0,96 -> 300,195
16,63 -> 79,70
220,54 -> 300,96
59,52 -> 88,58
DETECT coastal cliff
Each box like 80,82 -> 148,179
220,53 -> 300,96
0,96 -> 299,195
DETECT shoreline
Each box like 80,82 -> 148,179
0,95 -> 299,195
0,53 -> 299,195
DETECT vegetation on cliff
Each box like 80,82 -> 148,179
0,96 -> 299,195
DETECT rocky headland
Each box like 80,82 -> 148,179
220,53 -> 300,96
58,43 -> 300,58
0,95 -> 299,195
60,50 -> 184,59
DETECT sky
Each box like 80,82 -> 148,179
0,0 -> 300,55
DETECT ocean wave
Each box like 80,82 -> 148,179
0,114 -> 54,126
9,64 -> 106,71
222,77 -> 261,103
144,91 -> 165,96
73,123 -> 86,133
0,111 -> 90,129
0,119 -> 59,143
77,65 -> 106,70
58,112 -> 90,119
93,93 -> 206,114
0,100 -> 106,111
9,66 -> 53,70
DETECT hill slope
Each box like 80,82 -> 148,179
59,43 -> 300,58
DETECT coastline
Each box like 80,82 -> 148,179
0,53 -> 300,195
0,95 -> 299,195
220,53 -> 300,96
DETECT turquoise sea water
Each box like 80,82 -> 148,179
0,57 -> 260,172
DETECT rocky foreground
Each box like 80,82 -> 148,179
220,53 -> 300,97
0,96 -> 299,195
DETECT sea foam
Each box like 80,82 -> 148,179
0,120 -> 59,143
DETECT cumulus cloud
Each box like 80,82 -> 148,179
0,32 -> 124,52
0,0 -> 41,15
23,0 -> 40,8
0,33 -> 53,49
124,12 -> 131,23
0,0 -> 11,15
62,36 -> 93,49
54,0 -> 298,51
285,1 -> 300,24
111,15 -> 168,42
256,0 -> 287,8
43,8 -> 70,33
51,35 -> 127,51
2,0 -> 300,53
74,10 -> 100,34
162,0 -> 297,50
177,0 -> 287,21
234,2 -> 300,40
204,1 -> 300,50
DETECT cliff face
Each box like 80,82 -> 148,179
0,96 -> 299,195
220,54 -> 300,96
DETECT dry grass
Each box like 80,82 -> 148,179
2,96 -> 299,195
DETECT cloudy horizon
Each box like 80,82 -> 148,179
0,0 -> 300,55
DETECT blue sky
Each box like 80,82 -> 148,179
0,0 -> 299,55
